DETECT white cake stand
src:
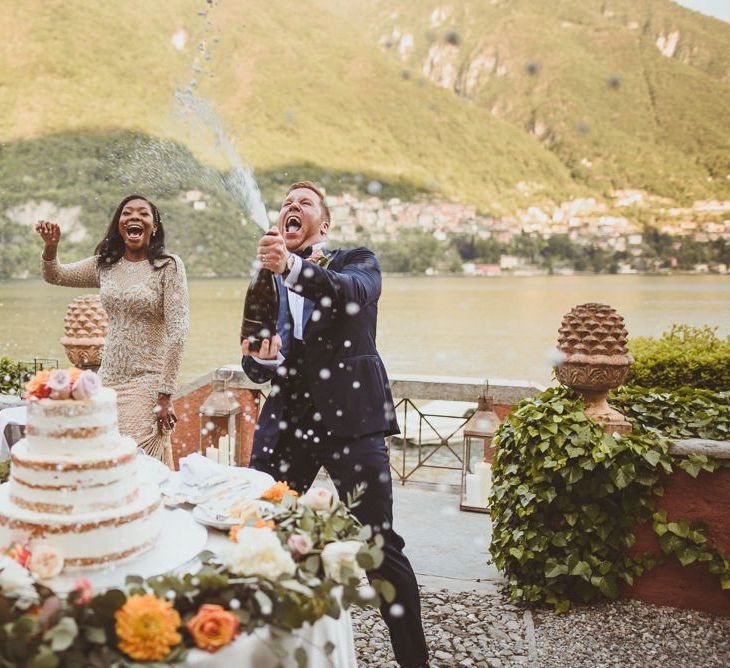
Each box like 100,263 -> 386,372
42,507 -> 208,594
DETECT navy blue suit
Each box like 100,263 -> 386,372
243,247 -> 428,667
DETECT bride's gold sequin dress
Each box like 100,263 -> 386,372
42,254 -> 189,468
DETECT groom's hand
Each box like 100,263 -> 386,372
242,334 -> 282,361
257,228 -> 289,274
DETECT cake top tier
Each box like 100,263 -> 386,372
24,368 -> 116,423
27,387 -> 117,423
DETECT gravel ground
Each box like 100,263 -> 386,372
351,589 -> 730,667
534,599 -> 730,668
351,587 -> 530,667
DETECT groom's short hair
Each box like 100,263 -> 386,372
287,181 -> 331,224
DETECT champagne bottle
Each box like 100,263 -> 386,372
241,237 -> 280,352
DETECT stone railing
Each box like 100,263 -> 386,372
171,367 -> 545,480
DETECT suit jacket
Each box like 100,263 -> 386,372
242,247 -> 399,454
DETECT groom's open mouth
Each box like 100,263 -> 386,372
285,215 -> 302,234
125,223 -> 144,241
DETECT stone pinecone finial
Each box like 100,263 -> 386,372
557,302 -> 631,362
61,295 -> 108,368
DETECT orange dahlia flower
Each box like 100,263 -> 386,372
25,370 -> 52,399
187,603 -> 240,653
260,481 -> 298,503
115,594 -> 182,661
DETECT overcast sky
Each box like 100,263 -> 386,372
673,0 -> 730,23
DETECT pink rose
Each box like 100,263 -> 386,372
299,487 -> 334,511
72,577 -> 93,605
72,370 -> 101,400
287,533 -> 314,558
28,544 -> 64,579
47,369 -> 72,400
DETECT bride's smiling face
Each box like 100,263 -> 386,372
118,199 -> 156,251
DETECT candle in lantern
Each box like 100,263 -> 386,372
218,435 -> 230,466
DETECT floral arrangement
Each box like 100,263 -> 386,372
0,483 -> 392,666
25,368 -> 101,401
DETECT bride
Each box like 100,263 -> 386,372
35,194 -> 189,468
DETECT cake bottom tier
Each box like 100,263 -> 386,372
0,483 -> 162,569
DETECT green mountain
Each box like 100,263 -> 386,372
0,0 -> 728,277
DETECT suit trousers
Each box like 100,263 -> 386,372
250,415 -> 429,668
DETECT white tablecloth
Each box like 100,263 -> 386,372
189,532 -> 356,667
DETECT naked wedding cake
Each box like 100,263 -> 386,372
0,369 -> 162,572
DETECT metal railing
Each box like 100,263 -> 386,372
187,369 -> 546,484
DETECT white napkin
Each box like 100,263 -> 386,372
179,452 -> 228,487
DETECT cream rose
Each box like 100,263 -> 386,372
71,370 -> 101,400
28,544 -> 64,579
47,369 -> 72,400
321,541 -> 366,583
0,556 -> 39,609
299,487 -> 334,511
222,527 -> 296,580
287,533 -> 314,558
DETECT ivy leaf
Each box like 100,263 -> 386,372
642,450 -> 661,467
544,561 -> 568,578
569,561 -> 592,580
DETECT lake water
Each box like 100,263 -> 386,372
1,275 -> 728,387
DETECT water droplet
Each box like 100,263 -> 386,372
390,603 -> 404,618
367,180 -> 382,195
360,585 -> 376,600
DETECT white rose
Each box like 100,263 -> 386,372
0,556 -> 39,609
321,541 -> 366,583
222,527 -> 296,580
28,544 -> 64,580
299,487 -> 334,512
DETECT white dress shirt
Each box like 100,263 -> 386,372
253,242 -> 327,367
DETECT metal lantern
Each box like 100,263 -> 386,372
199,379 -> 243,466
460,385 -> 501,513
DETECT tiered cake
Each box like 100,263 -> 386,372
0,375 -> 162,571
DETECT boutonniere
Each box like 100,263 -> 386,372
309,250 -> 333,268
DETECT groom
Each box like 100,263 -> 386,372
241,181 -> 428,668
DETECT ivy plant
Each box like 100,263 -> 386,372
489,385 -> 730,612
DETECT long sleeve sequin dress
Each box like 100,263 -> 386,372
42,254 -> 190,468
